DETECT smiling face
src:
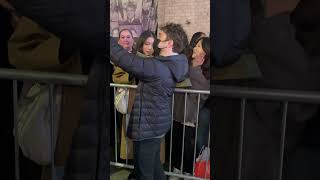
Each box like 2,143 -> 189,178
118,30 -> 134,51
142,37 -> 155,56
191,39 -> 206,66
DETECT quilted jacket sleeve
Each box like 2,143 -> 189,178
110,37 -> 159,81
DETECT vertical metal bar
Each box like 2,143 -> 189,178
49,84 -> 56,180
114,87 -> 118,163
192,94 -> 201,176
180,92 -> 188,174
237,98 -> 246,180
169,93 -> 175,172
13,80 -> 20,180
125,89 -> 129,165
125,135 -> 128,165
205,128 -> 211,179
278,101 -> 288,180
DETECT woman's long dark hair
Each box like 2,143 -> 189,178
184,32 -> 206,61
135,30 -> 159,56
196,37 -> 210,80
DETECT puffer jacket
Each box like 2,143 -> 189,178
110,37 -> 188,141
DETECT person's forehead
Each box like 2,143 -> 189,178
120,30 -> 132,37
145,37 -> 154,42
158,31 -> 166,37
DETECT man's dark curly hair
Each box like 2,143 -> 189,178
159,23 -> 188,53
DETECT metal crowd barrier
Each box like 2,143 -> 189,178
0,68 -> 211,180
0,68 -> 87,180
6,68 -> 320,180
111,84 -> 210,180
213,85 -> 320,180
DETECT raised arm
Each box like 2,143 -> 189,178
110,37 -> 159,81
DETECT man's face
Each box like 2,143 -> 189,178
118,30 -> 134,51
126,7 -> 135,20
142,0 -> 152,11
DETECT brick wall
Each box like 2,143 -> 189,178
157,0 -> 210,40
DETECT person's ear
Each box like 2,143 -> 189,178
168,39 -> 174,48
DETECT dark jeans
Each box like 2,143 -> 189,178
133,138 -> 166,180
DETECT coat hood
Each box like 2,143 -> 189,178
157,54 -> 188,83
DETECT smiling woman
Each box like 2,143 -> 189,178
118,29 -> 134,52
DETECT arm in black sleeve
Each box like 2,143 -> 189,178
11,0 -> 106,52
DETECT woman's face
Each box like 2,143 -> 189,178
192,39 -> 206,66
142,37 -> 155,56
118,30 -> 134,51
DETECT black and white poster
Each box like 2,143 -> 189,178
110,0 -> 158,37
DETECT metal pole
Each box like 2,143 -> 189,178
180,92 -> 188,173
49,84 -> 56,180
169,93 -> 175,172
13,80 -> 20,180
114,87 -> 118,163
237,98 -> 246,180
278,102 -> 288,180
125,90 -> 129,165
205,128 -> 210,179
193,94 -> 201,175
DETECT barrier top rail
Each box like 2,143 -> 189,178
3,68 -> 320,100
213,85 -> 320,104
0,68 -> 87,86
0,68 -> 209,94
